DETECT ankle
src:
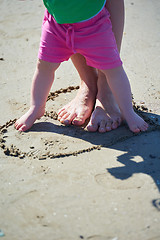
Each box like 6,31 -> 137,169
122,108 -> 136,119
79,80 -> 97,97
30,104 -> 45,112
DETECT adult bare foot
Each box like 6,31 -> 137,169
58,54 -> 97,126
87,72 -> 122,133
58,81 -> 97,125
87,99 -> 122,133
15,105 -> 45,131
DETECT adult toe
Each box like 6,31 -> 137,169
58,110 -> 67,120
98,120 -> 106,133
111,121 -> 118,129
72,116 -> 85,126
105,120 -> 112,132
87,119 -> 98,132
64,113 -> 77,125
59,113 -> 71,124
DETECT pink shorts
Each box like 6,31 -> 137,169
38,7 -> 122,70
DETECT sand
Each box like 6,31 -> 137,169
0,0 -> 160,239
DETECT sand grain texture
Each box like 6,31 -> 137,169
0,1 -> 160,240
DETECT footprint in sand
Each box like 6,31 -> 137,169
94,173 -> 144,190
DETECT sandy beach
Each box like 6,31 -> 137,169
0,0 -> 160,239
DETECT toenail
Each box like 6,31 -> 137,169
64,120 -> 70,125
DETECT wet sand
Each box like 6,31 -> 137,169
0,0 -> 160,239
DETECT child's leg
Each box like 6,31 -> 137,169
15,59 -> 60,131
101,66 -> 148,133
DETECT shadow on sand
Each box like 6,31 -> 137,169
1,110 -> 160,211
30,111 -> 160,200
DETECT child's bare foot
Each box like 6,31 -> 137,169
15,105 -> 45,131
100,66 -> 149,134
124,110 -> 148,133
58,82 -> 96,126
87,92 -> 122,133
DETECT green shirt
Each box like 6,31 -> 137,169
43,0 -> 106,24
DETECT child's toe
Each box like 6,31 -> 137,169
141,125 -> 147,131
14,122 -> 18,128
18,124 -> 27,132
15,122 -> 22,130
144,122 -> 149,128
130,125 -> 140,133
140,122 -> 148,131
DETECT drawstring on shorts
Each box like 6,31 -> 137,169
66,25 -> 76,53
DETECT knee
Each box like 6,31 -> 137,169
36,59 -> 60,73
